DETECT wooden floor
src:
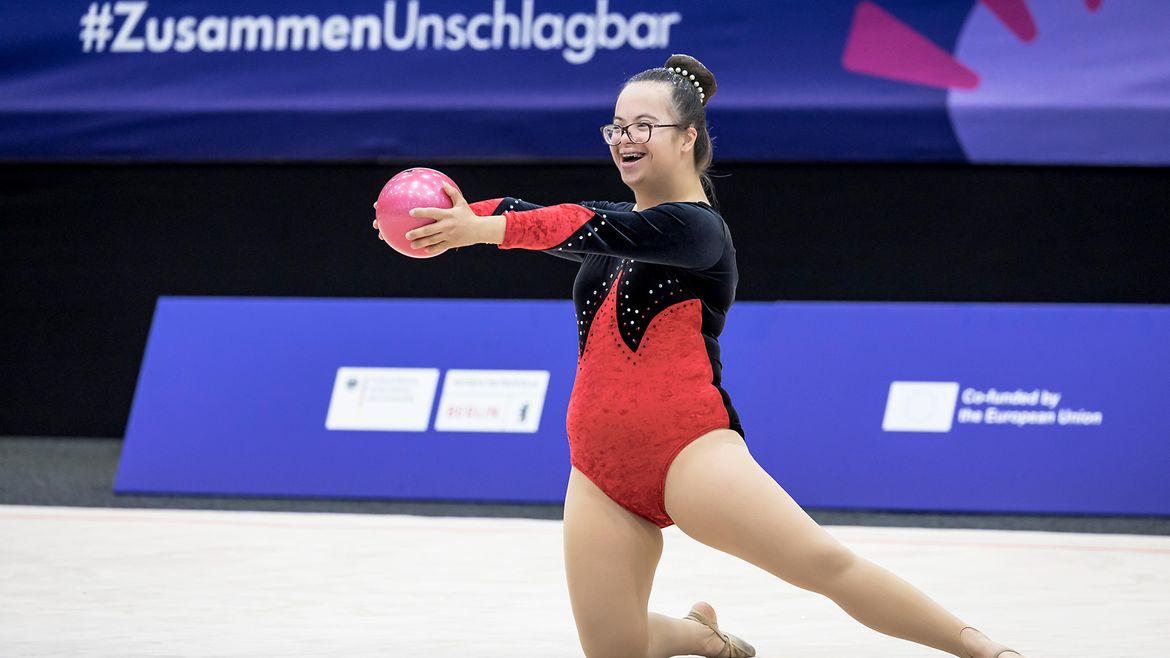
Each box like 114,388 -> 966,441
2,505 -> 1167,657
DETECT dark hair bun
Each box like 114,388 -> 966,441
664,53 -> 717,105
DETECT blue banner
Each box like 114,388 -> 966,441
115,297 -> 1170,515
3,1 -> 1169,164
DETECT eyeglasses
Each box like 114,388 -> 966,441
600,122 -> 682,145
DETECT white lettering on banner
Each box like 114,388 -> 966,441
959,387 -> 1063,408
888,383 -> 1105,431
79,0 -> 682,64
230,16 -> 276,51
984,407 -> 1056,427
111,1 -> 147,52
1057,408 -> 1104,426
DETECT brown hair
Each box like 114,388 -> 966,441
624,54 -> 719,201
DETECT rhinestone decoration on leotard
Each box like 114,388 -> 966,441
575,259 -> 697,358
565,204 -> 691,356
611,260 -> 695,354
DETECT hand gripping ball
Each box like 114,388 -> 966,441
374,167 -> 461,259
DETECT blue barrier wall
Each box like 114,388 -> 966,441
115,297 -> 1170,514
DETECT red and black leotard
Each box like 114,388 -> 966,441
470,197 -> 744,528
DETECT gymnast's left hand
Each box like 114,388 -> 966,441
404,183 -> 484,256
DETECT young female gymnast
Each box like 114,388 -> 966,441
374,54 -> 1026,658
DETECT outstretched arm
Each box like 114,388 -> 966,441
467,197 -> 583,262
406,184 -> 724,269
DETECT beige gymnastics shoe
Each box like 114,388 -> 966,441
685,603 -> 756,658
960,625 -> 1023,658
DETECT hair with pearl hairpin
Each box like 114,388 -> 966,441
668,66 -> 706,103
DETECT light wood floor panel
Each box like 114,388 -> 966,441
2,505 -> 1167,657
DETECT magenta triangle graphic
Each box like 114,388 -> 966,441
1086,0 -> 1102,11
980,0 -> 1037,42
842,1 -> 979,90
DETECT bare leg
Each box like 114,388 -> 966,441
564,467 -> 724,658
663,430 -> 1024,658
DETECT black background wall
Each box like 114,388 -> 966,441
2,162 -> 1168,438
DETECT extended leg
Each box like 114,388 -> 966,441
663,430 -> 1023,658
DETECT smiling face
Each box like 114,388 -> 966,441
610,81 -> 697,191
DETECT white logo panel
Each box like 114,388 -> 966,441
882,381 -> 961,433
434,369 -> 550,433
325,367 -> 440,432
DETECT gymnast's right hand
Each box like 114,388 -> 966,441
405,183 -> 502,255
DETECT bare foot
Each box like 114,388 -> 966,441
960,626 -> 1025,658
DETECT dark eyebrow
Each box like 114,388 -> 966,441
612,114 -> 659,123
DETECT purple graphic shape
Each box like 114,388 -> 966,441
980,0 -> 1038,42
843,1 -> 980,90
1086,0 -> 1102,11
948,0 -> 1170,165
